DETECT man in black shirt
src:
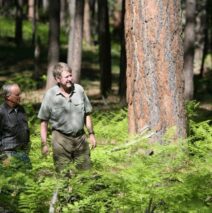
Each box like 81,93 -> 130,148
0,83 -> 31,167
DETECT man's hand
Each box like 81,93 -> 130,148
42,144 -> 49,155
89,133 -> 96,149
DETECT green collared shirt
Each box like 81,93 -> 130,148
38,84 -> 92,134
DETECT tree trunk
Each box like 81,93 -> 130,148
118,0 -> 127,105
28,0 -> 39,21
28,0 -> 34,20
83,0 -> 91,45
112,0 -> 122,39
42,0 -> 49,12
67,0 -> 84,83
60,0 -> 67,28
31,0 -> 37,45
46,0 -> 60,89
90,0 -> 98,43
125,0 -> 187,140
31,0 -> 40,84
98,0 -> 112,97
183,0 -> 196,100
193,0 -> 206,75
15,0 -> 24,46
200,0 -> 211,77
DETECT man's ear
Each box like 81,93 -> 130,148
55,77 -> 60,83
5,95 -> 10,101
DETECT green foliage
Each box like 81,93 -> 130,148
92,108 -> 128,144
186,100 -> 200,120
58,126 -> 212,212
1,107 -> 211,212
7,72 -> 37,91
0,17 -> 14,38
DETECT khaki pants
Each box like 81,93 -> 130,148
51,130 -> 91,173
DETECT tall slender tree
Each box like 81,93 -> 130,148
46,0 -> 60,89
83,0 -> 91,45
28,0 -> 34,20
60,0 -> 67,28
90,0 -> 98,42
67,0 -> 84,83
125,0 -> 187,140
98,0 -> 112,97
200,0 -> 211,77
118,0 -> 127,105
42,0 -> 49,12
184,0 -> 196,100
15,0 -> 24,46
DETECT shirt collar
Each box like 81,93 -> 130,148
55,84 -> 75,97
4,103 -> 19,114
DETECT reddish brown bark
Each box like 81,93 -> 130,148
125,0 -> 186,140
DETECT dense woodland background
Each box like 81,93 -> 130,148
0,0 -> 212,212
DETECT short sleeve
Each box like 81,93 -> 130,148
84,92 -> 92,114
37,94 -> 51,120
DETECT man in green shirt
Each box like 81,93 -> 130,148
38,62 -> 96,173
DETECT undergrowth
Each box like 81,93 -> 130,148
0,105 -> 212,213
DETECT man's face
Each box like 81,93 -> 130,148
7,85 -> 21,106
56,70 -> 73,90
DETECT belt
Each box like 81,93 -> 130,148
54,129 -> 85,137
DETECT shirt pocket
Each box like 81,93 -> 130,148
72,101 -> 84,113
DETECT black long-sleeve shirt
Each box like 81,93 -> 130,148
0,103 -> 30,151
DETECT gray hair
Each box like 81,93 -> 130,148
53,62 -> 72,79
2,83 -> 19,97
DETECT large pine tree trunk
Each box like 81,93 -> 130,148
184,0 -> 196,100
98,0 -> 112,97
46,0 -> 60,89
67,0 -> 84,83
125,0 -> 187,140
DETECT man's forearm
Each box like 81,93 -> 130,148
85,115 -> 94,135
40,120 -> 48,145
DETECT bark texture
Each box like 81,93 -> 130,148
67,0 -> 84,83
98,0 -> 112,97
125,0 -> 186,140
83,0 -> 91,45
184,0 -> 196,100
119,0 -> 127,105
46,0 -> 60,89
15,0 -> 23,46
